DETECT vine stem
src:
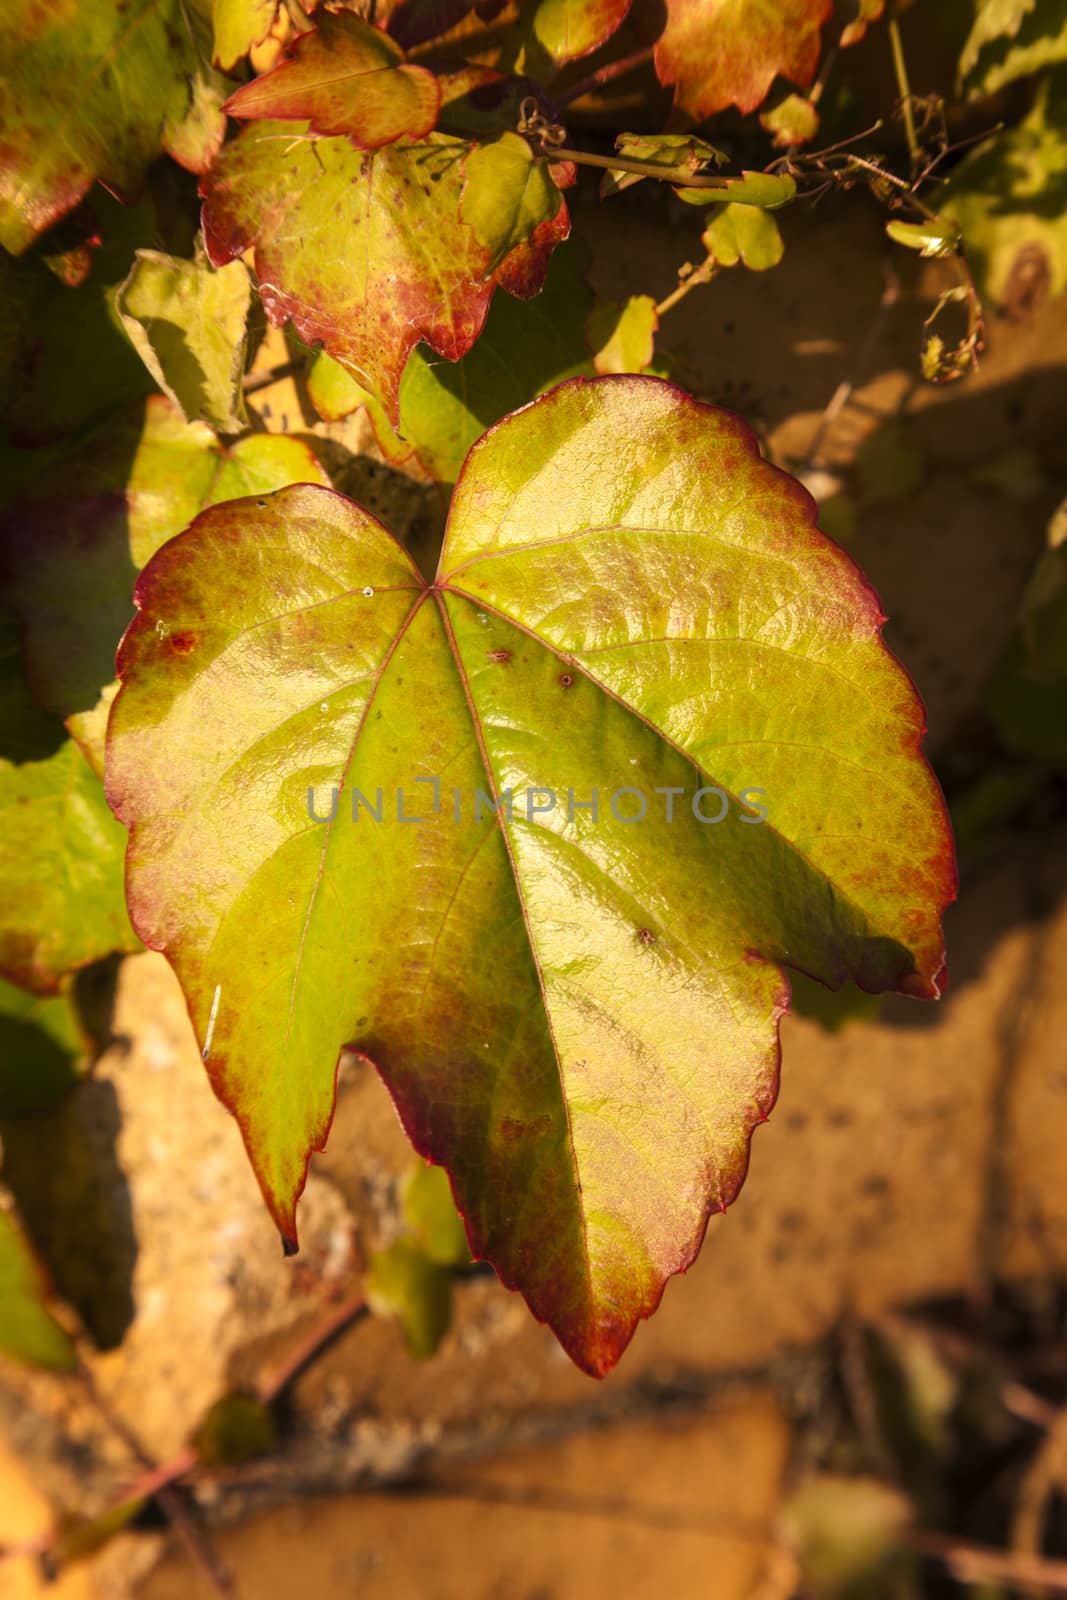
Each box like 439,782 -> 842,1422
888,11 -> 920,172
542,143 -> 730,189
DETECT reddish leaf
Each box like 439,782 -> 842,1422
106,377 -> 954,1376
224,11 -> 441,148
654,0 -> 834,118
201,124 -> 570,424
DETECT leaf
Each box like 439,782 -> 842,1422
2,398 -> 330,772
0,1208 -> 76,1370
192,1391 -> 277,1465
114,248 -> 254,434
161,57 -> 232,177
201,123 -> 572,425
761,93 -> 820,148
213,0 -> 280,70
106,376 -> 954,1375
461,133 -> 570,272
601,132 -> 728,198
402,1163 -> 470,1267
0,977 -> 85,1117
0,739 -> 139,995
786,1476 -> 912,1598
885,217 -> 960,258
310,242 -> 598,482
223,11 -> 441,148
654,0 -> 834,118
0,0 -> 222,254
703,204 -> 785,269
959,0 -> 1067,98
942,71 -> 1067,312
586,295 -> 659,373
677,171 -> 797,209
511,0 -> 633,65
365,1238 -> 453,1358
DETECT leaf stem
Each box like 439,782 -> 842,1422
888,11 -> 920,172
655,257 -> 718,317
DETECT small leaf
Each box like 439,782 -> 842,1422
192,1391 -> 277,1466
0,741 -> 139,994
114,248 -> 253,434
678,171 -> 797,209
515,0 -> 633,65
0,1207 -> 76,1370
703,204 -> 785,269
885,217 -> 960,258
654,0 -> 834,118
202,124 -> 572,424
959,0 -> 1067,98
106,376 -> 954,1375
603,132 -> 728,198
213,0 -> 280,71
586,295 -> 659,374
461,133 -> 570,272
761,93 -> 820,148
161,58 -> 231,176
224,11 -> 441,148
402,1164 -> 470,1267
365,1238 -> 453,1359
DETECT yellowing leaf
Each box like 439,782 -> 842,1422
201,124 -> 572,425
365,1238 -> 453,1359
224,11 -> 441,148
761,93 -> 820,148
114,248 -> 254,434
106,376 -> 954,1375
703,204 -> 785,269
586,295 -> 659,373
654,0 -> 834,118
213,0 -> 280,71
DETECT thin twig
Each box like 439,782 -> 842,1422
910,1530 -> 1067,1598
257,1291 -> 369,1405
655,258 -> 718,317
552,44 -> 656,108
803,263 -> 900,470
543,143 -> 732,188
243,359 -> 304,395
76,1365 -> 233,1596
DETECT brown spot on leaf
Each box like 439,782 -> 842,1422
168,631 -> 199,656
558,672 -> 574,688
637,928 -> 656,945
487,648 -> 511,664
1001,243 -> 1051,320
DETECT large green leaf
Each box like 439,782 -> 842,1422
654,0 -> 833,118
0,739 -> 138,995
0,0 -> 222,255
106,376 -> 953,1375
0,976 -> 85,1117
201,124 -> 572,425
0,1208 -> 76,1370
